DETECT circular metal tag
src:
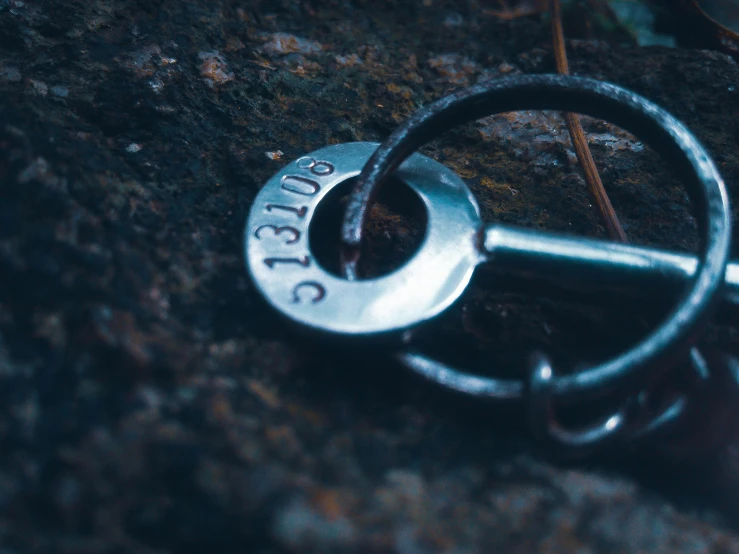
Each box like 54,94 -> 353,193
244,142 -> 482,336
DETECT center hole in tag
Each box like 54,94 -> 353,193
309,177 -> 427,279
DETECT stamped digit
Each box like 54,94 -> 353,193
255,225 -> 300,245
266,204 -> 308,219
263,256 -> 310,269
291,281 -> 326,304
296,157 -> 334,176
310,161 -> 334,176
282,175 -> 320,196
296,157 -> 316,170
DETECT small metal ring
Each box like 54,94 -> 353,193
395,350 -> 524,401
621,347 -> 708,445
527,352 -> 627,459
345,74 -> 732,404
625,348 -> 739,459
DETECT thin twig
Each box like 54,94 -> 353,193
550,0 -> 627,242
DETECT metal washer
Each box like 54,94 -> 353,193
244,142 -> 483,336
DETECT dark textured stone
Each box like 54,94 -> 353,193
1,0 -> 739,552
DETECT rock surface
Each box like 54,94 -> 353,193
1,0 -> 739,552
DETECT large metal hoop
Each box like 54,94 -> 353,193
343,74 -> 732,404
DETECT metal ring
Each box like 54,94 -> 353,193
527,352 -> 628,459
621,347 -> 708,445
244,142 -> 481,336
626,348 -> 739,459
343,74 -> 731,404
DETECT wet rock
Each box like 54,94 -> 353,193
0,64 -> 21,82
427,53 -> 480,85
335,53 -> 362,67
28,78 -> 47,95
260,32 -> 322,56
273,495 -> 358,549
198,51 -> 235,88
50,85 -> 68,97
1,0 -> 738,552
478,110 -> 645,168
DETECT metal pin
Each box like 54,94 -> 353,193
481,224 -> 739,312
